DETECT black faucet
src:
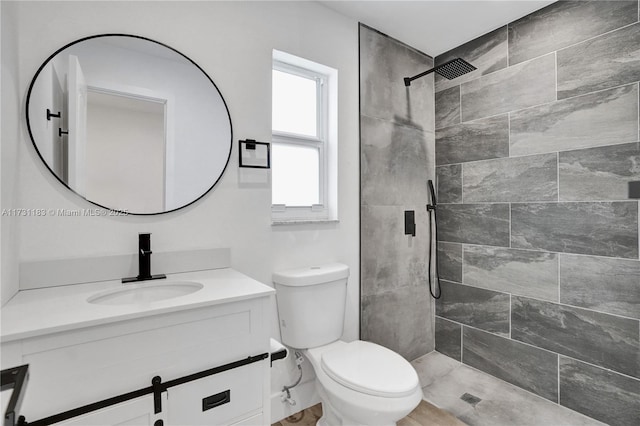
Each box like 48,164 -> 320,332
122,233 -> 166,283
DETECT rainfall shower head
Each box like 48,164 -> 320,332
404,58 -> 476,87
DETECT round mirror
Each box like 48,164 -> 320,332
26,34 -> 232,215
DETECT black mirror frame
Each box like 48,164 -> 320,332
25,33 -> 233,216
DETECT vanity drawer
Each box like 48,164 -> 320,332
166,359 -> 265,426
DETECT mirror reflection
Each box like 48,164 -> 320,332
27,35 -> 232,214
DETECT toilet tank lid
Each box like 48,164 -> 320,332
273,263 -> 349,287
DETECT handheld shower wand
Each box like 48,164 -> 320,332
427,180 -> 441,299
427,180 -> 437,211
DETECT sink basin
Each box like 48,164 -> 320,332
87,281 -> 204,306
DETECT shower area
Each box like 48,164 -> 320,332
359,2 -> 640,425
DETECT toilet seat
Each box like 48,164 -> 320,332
320,340 -> 419,398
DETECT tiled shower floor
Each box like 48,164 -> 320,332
412,352 -> 605,426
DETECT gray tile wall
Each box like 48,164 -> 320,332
360,24 -> 435,360
434,2 -> 640,424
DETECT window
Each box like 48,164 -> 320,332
271,51 -> 337,222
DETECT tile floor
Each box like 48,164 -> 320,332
412,352 -> 606,426
272,351 -> 606,426
272,400 -> 463,426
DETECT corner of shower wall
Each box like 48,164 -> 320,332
358,23 -> 436,361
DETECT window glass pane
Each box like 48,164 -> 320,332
272,69 -> 317,137
272,144 -> 319,206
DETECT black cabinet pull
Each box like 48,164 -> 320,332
202,390 -> 231,412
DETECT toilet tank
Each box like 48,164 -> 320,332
273,263 -> 349,349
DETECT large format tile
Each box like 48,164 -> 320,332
560,357 -> 640,426
511,296 -> 640,378
417,352 -> 605,426
360,25 -> 434,131
435,26 -> 508,92
361,115 -> 433,206
435,115 -> 509,165
438,204 -> 510,247
510,84 -> 639,156
508,1 -> 638,65
437,242 -> 462,283
435,86 -> 460,129
463,246 -> 558,301
436,165 -> 461,204
560,254 -> 640,319
559,141 -> 640,201
463,327 -> 558,402
557,23 -> 640,99
412,351 -> 461,388
361,205 -> 429,297
463,153 -> 557,202
435,316 -> 461,361
461,53 -> 555,122
435,281 -> 510,336
361,285 -> 433,361
511,202 -> 639,258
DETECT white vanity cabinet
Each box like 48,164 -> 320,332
0,269 -> 274,426
55,395 -> 166,426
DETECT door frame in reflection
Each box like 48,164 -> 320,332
81,79 -> 175,212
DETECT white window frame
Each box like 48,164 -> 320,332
271,51 -> 337,223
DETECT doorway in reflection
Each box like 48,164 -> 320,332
85,90 -> 166,213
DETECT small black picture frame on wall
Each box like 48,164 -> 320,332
239,139 -> 270,169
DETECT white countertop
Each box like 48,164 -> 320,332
1,268 -> 275,342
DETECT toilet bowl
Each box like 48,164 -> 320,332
305,340 -> 423,426
273,263 -> 422,426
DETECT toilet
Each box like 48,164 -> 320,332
274,263 -> 422,426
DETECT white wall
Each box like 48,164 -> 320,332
1,0 -> 360,418
1,1 -> 20,306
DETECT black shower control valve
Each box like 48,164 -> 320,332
404,210 -> 416,237
629,181 -> 640,199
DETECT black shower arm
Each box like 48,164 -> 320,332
404,68 -> 437,87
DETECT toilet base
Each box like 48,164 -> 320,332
315,395 -> 398,426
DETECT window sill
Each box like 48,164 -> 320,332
271,219 -> 339,226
